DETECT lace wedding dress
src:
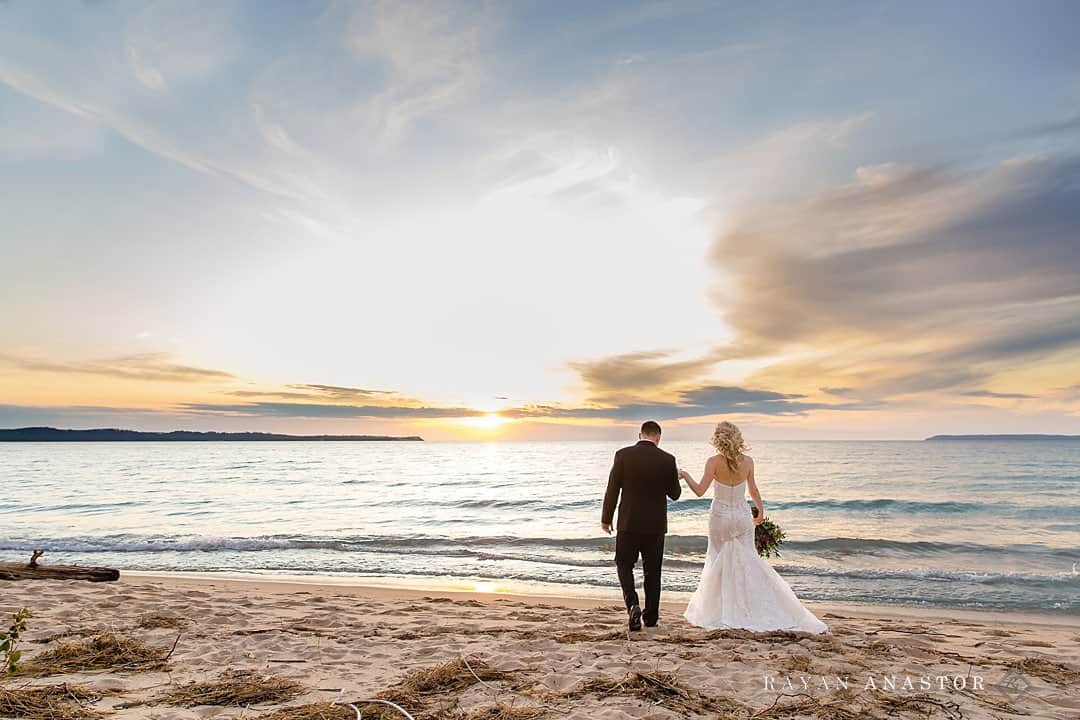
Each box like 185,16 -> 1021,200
683,480 -> 828,633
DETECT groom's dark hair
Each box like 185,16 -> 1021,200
640,420 -> 662,438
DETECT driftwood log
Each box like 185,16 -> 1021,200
0,550 -> 119,582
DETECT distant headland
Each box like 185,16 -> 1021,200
0,427 -> 424,442
925,434 -> 1080,441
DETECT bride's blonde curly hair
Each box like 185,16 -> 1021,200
711,421 -> 749,472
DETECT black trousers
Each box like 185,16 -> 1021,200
614,531 -> 665,623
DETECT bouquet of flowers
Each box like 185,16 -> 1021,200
750,503 -> 785,558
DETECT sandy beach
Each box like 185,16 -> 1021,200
1,573 -> 1077,719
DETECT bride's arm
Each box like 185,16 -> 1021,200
745,457 -> 764,525
679,457 -> 715,497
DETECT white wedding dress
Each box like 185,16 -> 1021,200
683,479 -> 827,633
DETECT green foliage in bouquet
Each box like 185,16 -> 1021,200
2,607 -> 30,674
750,503 -> 786,558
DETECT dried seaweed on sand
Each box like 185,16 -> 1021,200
1008,655 -> 1080,684
446,704 -> 547,720
562,670 -> 745,717
0,683 -> 106,720
136,668 -> 305,707
258,701 -> 356,720
378,657 -> 510,704
135,614 -> 190,630
21,632 -> 174,675
751,691 -> 963,720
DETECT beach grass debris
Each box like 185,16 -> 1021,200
379,657 -> 510,701
331,698 -> 543,720
563,671 -> 744,717
262,700 -> 420,720
552,629 -> 625,644
135,613 -> 190,630
22,631 -> 173,675
782,654 -> 815,673
0,683 -> 105,719
702,627 -> 843,648
448,703 -> 546,720
153,668 -> 305,707
1009,655 -> 1080,683
877,693 -> 963,719
361,657 -> 515,719
258,701 -> 356,720
755,697 -> 859,720
751,691 -> 962,720
751,692 -> 861,720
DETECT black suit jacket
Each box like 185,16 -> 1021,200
601,440 -> 681,534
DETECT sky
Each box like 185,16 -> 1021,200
1,0 -> 1079,441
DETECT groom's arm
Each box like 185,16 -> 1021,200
666,456 -> 682,500
601,451 -> 624,532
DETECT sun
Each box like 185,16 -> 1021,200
459,412 -> 511,430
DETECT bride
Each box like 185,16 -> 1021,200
679,422 -> 827,633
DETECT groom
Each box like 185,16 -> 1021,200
601,420 -> 682,631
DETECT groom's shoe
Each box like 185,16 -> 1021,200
628,604 -> 643,632
644,618 -> 658,628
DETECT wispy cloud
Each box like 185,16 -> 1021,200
228,384 -> 401,402
347,0 -> 495,139
0,353 -> 234,383
123,0 -> 239,91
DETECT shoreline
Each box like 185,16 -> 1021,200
4,568 -> 1075,626
14,568 -> 1072,628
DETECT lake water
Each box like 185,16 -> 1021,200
2,440 -> 1077,614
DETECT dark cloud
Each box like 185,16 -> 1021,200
292,384 -> 397,398
713,154 -> 1080,397
180,402 -> 485,419
567,350 -> 719,401
866,368 -> 990,397
959,390 -> 1036,399
504,385 -> 875,421
227,390 -> 321,400
0,352 -> 234,382
938,316 -> 1080,364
